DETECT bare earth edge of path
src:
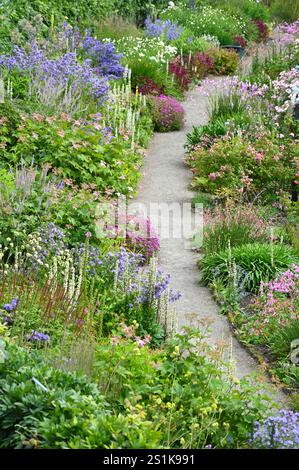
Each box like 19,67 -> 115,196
136,76 -> 289,406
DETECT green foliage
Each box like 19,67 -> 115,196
191,192 -> 215,209
172,29 -> 218,54
0,342 -> 109,449
209,0 -> 270,21
0,109 -> 144,196
128,58 -> 183,99
186,133 -> 296,203
200,243 -> 299,293
210,49 -> 239,75
0,0 -> 116,52
0,165 -> 119,249
248,45 -> 299,85
270,0 -> 299,23
268,320 -> 299,360
162,4 -> 255,45
0,331 -> 272,449
203,205 -> 269,255
186,119 -> 228,150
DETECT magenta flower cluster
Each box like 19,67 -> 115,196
151,94 -> 185,132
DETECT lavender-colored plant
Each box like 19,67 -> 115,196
0,42 -> 109,113
144,18 -> 183,42
250,410 -> 299,449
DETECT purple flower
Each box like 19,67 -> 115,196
1,298 -> 18,312
250,410 -> 299,449
144,18 -> 183,41
28,330 -> 50,342
0,42 -> 110,111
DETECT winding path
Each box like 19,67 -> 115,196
136,78 -> 288,404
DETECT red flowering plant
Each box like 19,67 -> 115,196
169,57 -> 191,91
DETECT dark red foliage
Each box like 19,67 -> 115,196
252,19 -> 269,41
189,52 -> 214,79
234,35 -> 247,48
137,77 -> 164,96
169,57 -> 191,90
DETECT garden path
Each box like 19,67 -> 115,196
136,77 -> 288,405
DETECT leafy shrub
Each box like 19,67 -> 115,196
200,243 -> 299,293
186,134 -> 296,202
209,49 -> 239,75
150,95 -> 185,132
185,119 -> 228,151
189,51 -> 215,79
0,342 -> 108,448
94,327 -> 272,449
128,58 -> 183,99
0,328 -> 272,449
0,342 -> 162,449
0,164 -> 121,249
218,0 -> 270,22
172,29 -> 219,54
0,109 -> 143,196
191,192 -> 215,210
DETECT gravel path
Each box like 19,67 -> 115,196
136,78 -> 288,404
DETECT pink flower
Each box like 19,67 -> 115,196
85,231 -> 92,238
208,172 -> 217,181
253,152 -> 264,161
135,336 -> 146,348
110,336 -> 120,346
122,324 -> 134,338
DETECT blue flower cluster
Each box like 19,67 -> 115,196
28,223 -> 66,268
28,330 -> 50,342
144,18 -> 183,41
0,42 -> 109,104
104,247 -> 181,305
250,410 -> 299,449
138,267 -> 182,304
83,33 -> 124,79
73,243 -> 103,276
1,298 -> 18,325
61,23 -> 124,79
